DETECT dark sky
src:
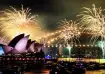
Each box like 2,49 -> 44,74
0,0 -> 105,31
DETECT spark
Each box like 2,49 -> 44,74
0,5 -> 39,29
0,36 -> 8,45
78,4 -> 105,58
0,5 -> 45,40
58,19 -> 81,45
78,4 -> 105,44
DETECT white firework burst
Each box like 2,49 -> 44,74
0,5 -> 39,31
78,4 -> 105,43
58,19 -> 81,45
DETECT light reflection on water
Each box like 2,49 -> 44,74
86,70 -> 105,74
24,69 -> 105,74
24,69 -> 49,74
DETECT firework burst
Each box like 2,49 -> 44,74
0,5 -> 39,29
0,5 -> 44,40
78,4 -> 105,43
78,4 -> 105,58
58,19 -> 81,45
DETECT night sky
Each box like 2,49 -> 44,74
0,0 -> 105,31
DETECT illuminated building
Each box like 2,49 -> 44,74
0,34 -> 44,55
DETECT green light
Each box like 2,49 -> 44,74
66,46 -> 72,51
97,41 -> 105,58
97,41 -> 105,48
66,46 -> 72,57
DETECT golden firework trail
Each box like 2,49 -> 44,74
58,19 -> 81,45
0,36 -> 8,45
0,5 -> 45,40
0,5 -> 39,29
78,4 -> 105,44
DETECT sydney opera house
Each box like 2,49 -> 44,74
0,34 -> 43,55
0,34 -> 45,71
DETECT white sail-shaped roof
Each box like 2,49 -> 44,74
27,42 -> 35,52
14,35 -> 29,53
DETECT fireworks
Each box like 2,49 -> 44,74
0,36 -> 8,45
58,19 -> 81,44
77,4 -> 103,31
0,5 -> 39,29
78,4 -> 105,43
0,5 -> 45,40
